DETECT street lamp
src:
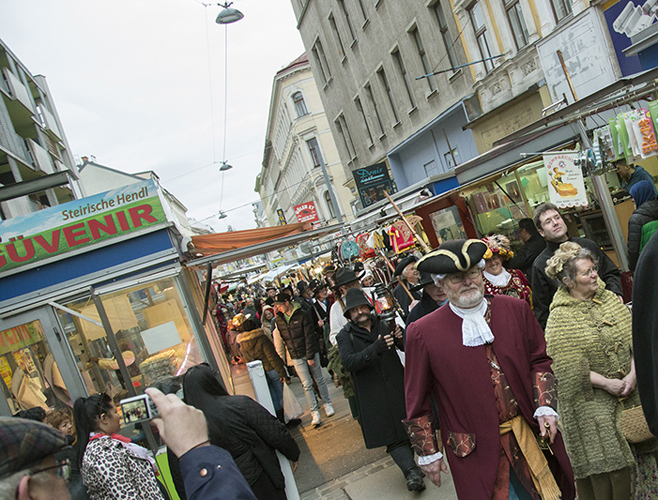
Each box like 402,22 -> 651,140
216,2 -> 244,24
219,160 -> 233,171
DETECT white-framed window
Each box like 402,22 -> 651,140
468,1 -> 494,73
410,27 -> 436,91
292,91 -> 309,117
324,190 -> 336,218
392,48 -> 416,109
505,0 -> 529,49
549,0 -> 572,22
311,39 -> 331,85
335,113 -> 357,159
306,137 -> 323,168
432,1 -> 460,70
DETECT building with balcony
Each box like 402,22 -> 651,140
0,38 -> 81,220
258,53 -> 356,227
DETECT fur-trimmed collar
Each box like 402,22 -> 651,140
236,328 -> 265,343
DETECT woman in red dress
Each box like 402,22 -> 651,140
482,234 -> 532,307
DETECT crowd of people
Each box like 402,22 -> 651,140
4,164 -> 658,500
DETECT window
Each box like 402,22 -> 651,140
505,0 -> 529,49
306,138 -> 323,167
365,83 -> 385,136
354,96 -> 374,145
433,1 -> 459,70
292,92 -> 309,117
311,39 -> 332,85
549,0 -> 572,22
377,67 -> 399,123
337,0 -> 356,43
468,1 -> 494,73
329,14 -> 346,60
335,114 -> 357,159
356,0 -> 368,24
324,191 -> 336,218
392,49 -> 416,109
410,27 -> 436,92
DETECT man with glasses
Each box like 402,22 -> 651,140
403,239 -> 576,500
531,202 -> 622,329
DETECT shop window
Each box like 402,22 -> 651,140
505,0 -> 529,50
292,92 -> 309,117
0,320 -> 63,413
429,206 -> 467,244
468,1 -> 495,73
57,277 -> 202,401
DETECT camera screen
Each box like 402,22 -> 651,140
121,399 -> 150,424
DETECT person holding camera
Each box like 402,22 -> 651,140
336,288 -> 425,492
72,393 -> 166,500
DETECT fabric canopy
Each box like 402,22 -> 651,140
191,222 -> 311,255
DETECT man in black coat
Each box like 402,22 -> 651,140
531,203 -> 622,329
336,288 -> 426,492
273,293 -> 333,427
392,255 -> 422,317
506,218 -> 546,286
632,230 -> 658,437
405,272 -> 448,327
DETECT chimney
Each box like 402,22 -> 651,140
81,156 -> 89,163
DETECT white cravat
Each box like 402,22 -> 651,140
449,298 -> 494,347
483,268 -> 511,287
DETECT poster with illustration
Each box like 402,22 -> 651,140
543,153 -> 588,208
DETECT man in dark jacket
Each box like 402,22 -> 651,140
392,255 -> 422,317
615,159 -> 658,197
531,203 -> 622,329
336,288 -> 425,492
506,218 -> 546,286
405,272 -> 448,327
273,293 -> 333,427
627,180 -> 658,271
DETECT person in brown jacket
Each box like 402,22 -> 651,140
237,318 -> 289,422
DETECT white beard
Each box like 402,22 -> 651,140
447,285 -> 484,309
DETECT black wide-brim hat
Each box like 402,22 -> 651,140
416,239 -> 488,275
394,255 -> 417,277
342,288 -> 374,319
409,272 -> 435,293
309,279 -> 327,295
334,267 -> 364,287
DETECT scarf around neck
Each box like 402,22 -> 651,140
483,268 -> 512,287
449,298 -> 494,347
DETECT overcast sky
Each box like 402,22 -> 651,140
0,0 -> 306,231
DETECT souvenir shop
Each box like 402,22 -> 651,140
0,179 -> 232,424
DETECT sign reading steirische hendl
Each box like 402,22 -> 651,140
0,180 -> 167,273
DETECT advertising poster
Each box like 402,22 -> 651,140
543,153 -> 588,208
0,180 -> 166,274
604,0 -> 646,76
352,162 -> 394,207
294,202 -> 320,224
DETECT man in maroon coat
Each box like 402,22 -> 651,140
403,239 -> 575,500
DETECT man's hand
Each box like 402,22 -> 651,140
537,414 -> 558,444
318,319 -> 325,327
420,458 -> 449,487
146,388 -> 210,457
308,358 -> 316,367
378,334 -> 395,348
393,325 -> 403,340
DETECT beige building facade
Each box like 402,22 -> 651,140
258,53 -> 356,226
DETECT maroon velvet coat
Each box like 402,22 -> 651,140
405,295 -> 575,500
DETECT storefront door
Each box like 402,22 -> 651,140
0,307 -> 87,416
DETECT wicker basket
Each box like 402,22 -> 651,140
621,406 -> 654,443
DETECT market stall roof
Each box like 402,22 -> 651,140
187,224 -> 342,268
249,264 -> 298,285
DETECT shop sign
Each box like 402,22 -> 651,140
543,153 -> 588,209
276,208 -> 287,225
0,180 -> 166,273
294,202 -> 319,223
0,322 -> 44,356
352,162 -> 394,207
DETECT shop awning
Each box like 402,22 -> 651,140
187,224 -> 342,268
191,222 -> 312,256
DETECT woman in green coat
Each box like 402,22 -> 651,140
545,241 -> 658,500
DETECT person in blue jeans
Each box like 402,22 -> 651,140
273,293 -> 334,427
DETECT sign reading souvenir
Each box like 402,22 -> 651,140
352,162 -> 394,208
0,321 -> 45,357
294,202 -> 319,223
0,180 -> 166,274
276,208 -> 287,225
543,153 -> 588,208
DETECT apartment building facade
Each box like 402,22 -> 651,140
258,53 -> 356,227
0,38 -> 81,220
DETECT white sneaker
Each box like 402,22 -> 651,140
311,410 -> 321,427
324,403 -> 335,417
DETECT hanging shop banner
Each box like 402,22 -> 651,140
276,208 -> 287,225
352,162 -> 394,208
543,153 -> 588,208
0,179 -> 167,274
294,202 -> 319,224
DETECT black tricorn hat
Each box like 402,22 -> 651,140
409,272 -> 435,293
334,267 -> 364,287
416,239 -> 488,275
297,281 -> 311,294
394,255 -> 417,277
342,288 -> 374,319
309,279 -> 327,295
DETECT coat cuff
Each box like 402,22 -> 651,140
533,371 -> 557,410
402,414 -> 440,457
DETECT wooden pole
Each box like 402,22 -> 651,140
377,248 -> 415,302
384,191 -> 431,253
